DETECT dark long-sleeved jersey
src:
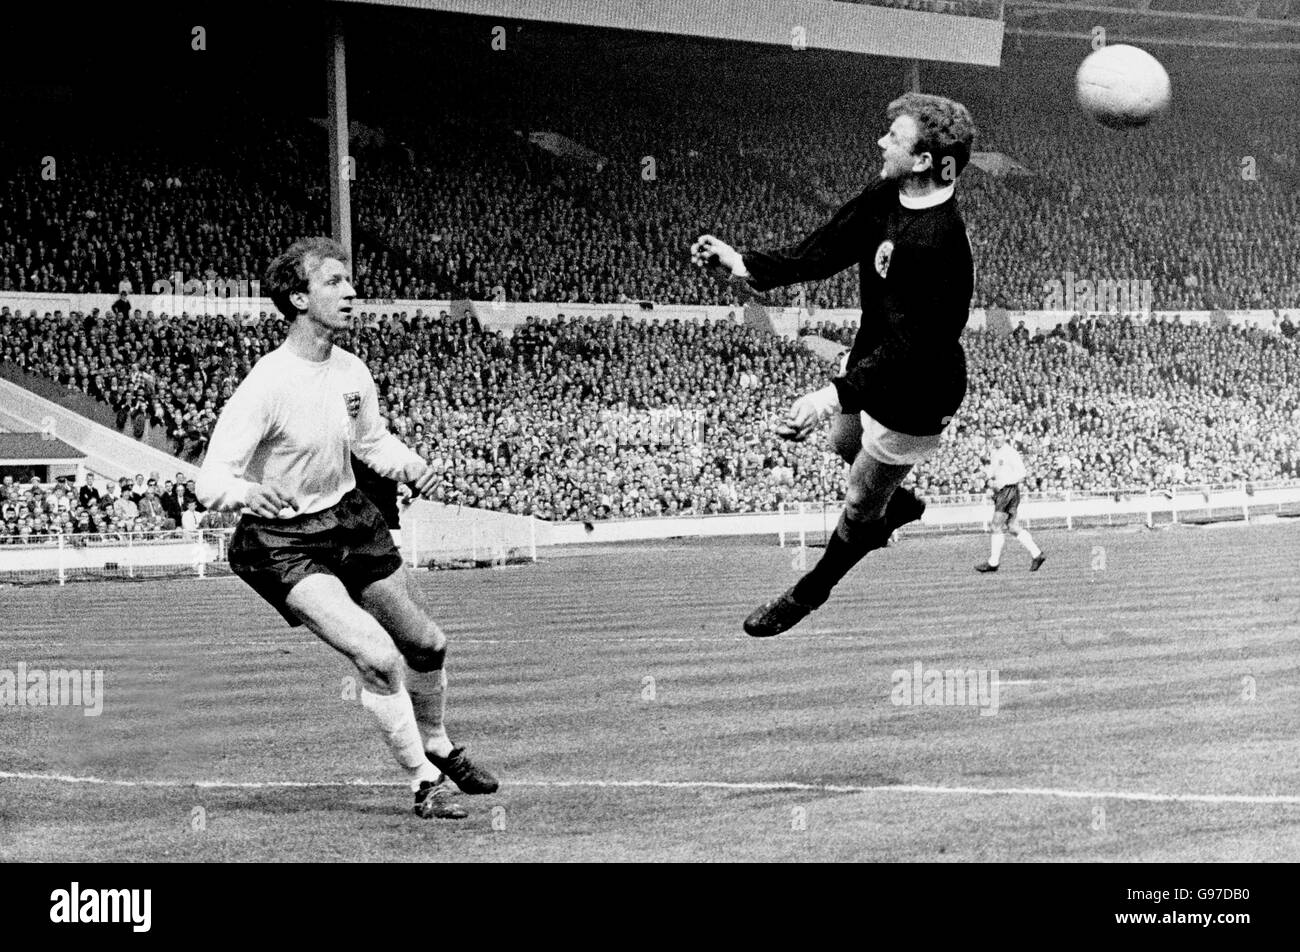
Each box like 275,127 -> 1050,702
742,177 -> 973,437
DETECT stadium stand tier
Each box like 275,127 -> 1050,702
2,44 -> 1297,313
3,306 -> 1297,527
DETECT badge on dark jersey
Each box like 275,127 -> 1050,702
873,240 -> 894,278
344,391 -> 361,418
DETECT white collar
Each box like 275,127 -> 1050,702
899,182 -> 955,210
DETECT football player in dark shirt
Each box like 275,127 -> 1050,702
692,93 -> 978,637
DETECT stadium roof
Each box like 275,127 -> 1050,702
333,0 -> 1005,63
1005,1 -> 1300,50
0,433 -> 85,463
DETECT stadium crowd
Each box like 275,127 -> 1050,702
2,65 -> 1297,314
0,469 -> 237,544
3,304 -> 1298,527
843,0 -> 1003,16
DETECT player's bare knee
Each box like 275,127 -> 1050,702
403,621 -> 448,672
353,648 -> 405,692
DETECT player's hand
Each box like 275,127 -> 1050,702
691,234 -> 746,276
775,420 -> 812,442
408,460 -> 439,499
246,484 -> 297,519
779,385 -> 842,442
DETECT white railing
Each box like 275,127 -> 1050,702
0,528 -> 233,585
400,499 -> 541,568
2,478 -> 1298,584
545,479 -> 1300,545
917,478 -> 1300,509
769,479 -> 1300,542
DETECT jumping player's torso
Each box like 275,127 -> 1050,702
847,180 -> 974,433
854,184 -> 972,351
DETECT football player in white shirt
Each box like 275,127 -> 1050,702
976,428 -> 1045,573
197,237 -> 497,819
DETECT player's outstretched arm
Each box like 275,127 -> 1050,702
704,188 -> 872,293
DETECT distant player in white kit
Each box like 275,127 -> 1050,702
196,237 -> 498,819
976,427 -> 1046,573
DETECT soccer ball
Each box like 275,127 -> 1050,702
1075,44 -> 1171,129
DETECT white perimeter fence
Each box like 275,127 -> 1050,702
0,480 -> 1296,584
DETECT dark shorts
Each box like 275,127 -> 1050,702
228,488 -> 405,627
992,484 -> 1021,523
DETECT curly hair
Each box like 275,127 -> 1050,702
886,93 -> 978,183
264,237 -> 350,319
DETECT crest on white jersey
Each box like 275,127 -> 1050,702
873,240 -> 894,279
344,391 -> 361,419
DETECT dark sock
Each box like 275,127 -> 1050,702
886,487 -> 924,529
791,512 -> 888,606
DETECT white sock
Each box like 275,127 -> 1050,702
405,663 -> 453,758
989,531 -> 1006,567
361,686 -> 441,791
1016,529 -> 1041,558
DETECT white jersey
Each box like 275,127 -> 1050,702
196,343 -> 423,516
987,444 -> 1027,490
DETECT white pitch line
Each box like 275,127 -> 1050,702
0,633 -> 902,649
1,770 -> 1298,806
